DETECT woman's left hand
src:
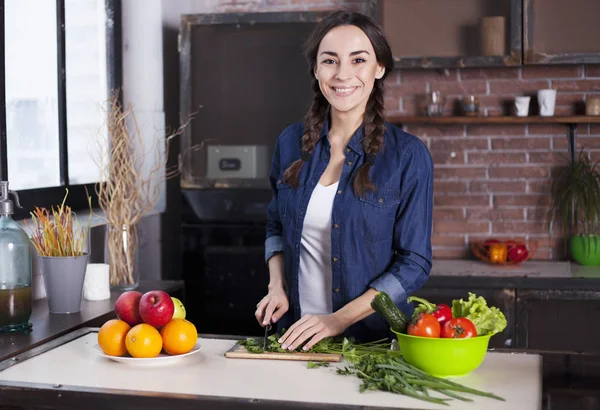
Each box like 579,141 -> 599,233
278,313 -> 348,351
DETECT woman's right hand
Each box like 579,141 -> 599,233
255,285 -> 289,327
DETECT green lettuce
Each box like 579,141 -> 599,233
451,293 -> 507,336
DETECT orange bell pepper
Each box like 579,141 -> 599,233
488,243 -> 508,263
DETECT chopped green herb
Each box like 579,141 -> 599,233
307,361 -> 330,369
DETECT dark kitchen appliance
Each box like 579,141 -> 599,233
178,12 -> 328,336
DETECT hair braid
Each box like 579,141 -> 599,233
283,79 -> 328,187
353,80 -> 386,197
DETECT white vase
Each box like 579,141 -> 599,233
537,89 -> 557,117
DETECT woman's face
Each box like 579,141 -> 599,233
314,24 -> 385,118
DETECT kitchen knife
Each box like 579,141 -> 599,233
262,323 -> 272,350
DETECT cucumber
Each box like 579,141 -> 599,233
371,291 -> 410,334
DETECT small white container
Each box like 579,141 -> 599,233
514,96 -> 531,117
83,263 -> 111,301
537,89 -> 557,117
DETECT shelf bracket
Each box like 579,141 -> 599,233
568,124 -> 577,163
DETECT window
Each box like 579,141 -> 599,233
0,0 -> 121,219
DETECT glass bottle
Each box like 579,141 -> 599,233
0,181 -> 32,333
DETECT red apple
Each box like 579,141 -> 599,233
139,290 -> 174,328
114,291 -> 143,326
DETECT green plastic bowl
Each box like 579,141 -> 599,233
392,329 -> 494,378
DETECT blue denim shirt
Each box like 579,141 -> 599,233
264,118 -> 433,342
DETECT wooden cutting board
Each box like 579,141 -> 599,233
224,344 -> 343,362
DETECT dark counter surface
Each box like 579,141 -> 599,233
427,259 -> 600,290
0,280 -> 184,362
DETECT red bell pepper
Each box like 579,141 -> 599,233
407,296 -> 452,325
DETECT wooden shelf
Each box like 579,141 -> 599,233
388,115 -> 600,125
392,55 -> 519,70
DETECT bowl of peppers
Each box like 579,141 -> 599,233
471,238 -> 538,266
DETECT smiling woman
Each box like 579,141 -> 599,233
314,26 -> 385,124
255,10 -> 434,350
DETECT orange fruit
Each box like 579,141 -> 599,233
125,323 -> 163,358
160,319 -> 198,355
97,319 -> 131,357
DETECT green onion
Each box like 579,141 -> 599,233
238,334 -> 505,405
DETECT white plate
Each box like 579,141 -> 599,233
92,343 -> 202,366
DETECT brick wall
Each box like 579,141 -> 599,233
206,0 -> 600,260
391,66 -> 600,260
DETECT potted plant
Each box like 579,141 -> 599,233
25,190 -> 93,313
547,150 -> 600,265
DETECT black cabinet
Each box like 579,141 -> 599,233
515,289 -> 600,352
414,287 -> 515,349
182,222 -> 269,337
541,353 -> 600,410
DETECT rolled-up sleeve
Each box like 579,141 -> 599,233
265,138 -> 285,263
369,140 -> 433,306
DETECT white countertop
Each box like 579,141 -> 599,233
0,332 -> 542,410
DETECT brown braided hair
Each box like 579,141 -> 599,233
354,79 -> 386,197
283,11 -> 394,197
282,79 -> 328,186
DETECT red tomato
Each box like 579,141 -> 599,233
441,318 -> 478,339
407,313 -> 441,338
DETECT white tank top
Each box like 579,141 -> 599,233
298,181 -> 340,316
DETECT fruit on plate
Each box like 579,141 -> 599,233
139,290 -> 175,328
114,291 -> 143,326
407,313 -> 441,338
171,297 -> 186,320
97,319 -> 131,357
125,323 -> 163,358
441,317 -> 478,339
160,319 -> 198,355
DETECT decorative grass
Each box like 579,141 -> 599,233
25,189 -> 93,257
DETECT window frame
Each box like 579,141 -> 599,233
0,0 -> 122,221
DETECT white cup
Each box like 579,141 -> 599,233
537,89 -> 557,117
514,96 -> 531,117
83,263 -> 111,301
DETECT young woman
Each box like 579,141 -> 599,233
255,10 -> 433,350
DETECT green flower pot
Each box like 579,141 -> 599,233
570,235 -> 600,266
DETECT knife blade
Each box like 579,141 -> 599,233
262,322 -> 272,350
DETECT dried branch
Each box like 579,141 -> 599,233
94,91 -> 194,286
